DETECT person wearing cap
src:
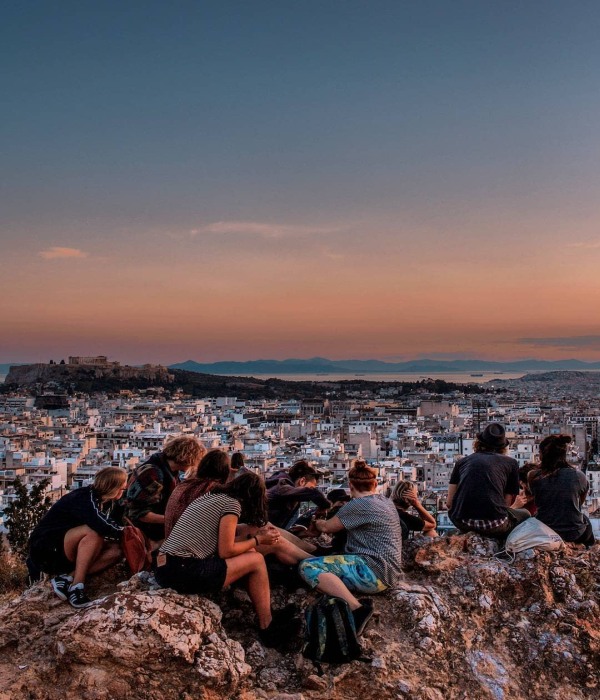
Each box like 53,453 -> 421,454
266,460 -> 331,530
447,423 -> 530,537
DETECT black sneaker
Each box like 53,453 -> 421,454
51,575 -> 72,601
67,583 -> 93,609
352,598 -> 374,636
258,606 -> 301,648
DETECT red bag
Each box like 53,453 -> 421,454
122,521 -> 151,574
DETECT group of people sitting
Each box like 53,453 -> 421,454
27,424 -> 594,648
448,423 -> 595,546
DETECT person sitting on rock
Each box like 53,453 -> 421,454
529,435 -> 595,547
298,461 -> 403,636
390,481 -> 438,539
126,435 -> 206,548
154,472 -> 301,647
28,467 -> 127,609
266,460 -> 331,530
447,423 -> 530,537
164,449 -> 231,537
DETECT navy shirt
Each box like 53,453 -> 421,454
449,452 -> 520,523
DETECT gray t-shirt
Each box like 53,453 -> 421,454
337,494 -> 403,587
530,467 -> 589,541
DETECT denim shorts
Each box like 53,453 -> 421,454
298,554 -> 387,594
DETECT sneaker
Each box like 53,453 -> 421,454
67,583 -> 93,609
352,598 -> 374,636
51,574 -> 73,601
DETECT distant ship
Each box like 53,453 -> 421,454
470,373 -> 484,377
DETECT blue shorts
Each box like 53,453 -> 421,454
298,555 -> 387,594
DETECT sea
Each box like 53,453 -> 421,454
1,371 -> 526,385
217,371 -> 527,384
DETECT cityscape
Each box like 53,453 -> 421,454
2,356 -> 599,539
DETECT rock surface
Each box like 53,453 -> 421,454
1,535 -> 598,699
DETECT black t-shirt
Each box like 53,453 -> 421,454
397,509 -> 425,539
449,452 -> 520,523
529,467 -> 588,541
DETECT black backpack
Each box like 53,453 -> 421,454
303,596 -> 364,664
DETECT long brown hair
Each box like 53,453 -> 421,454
212,472 -> 268,526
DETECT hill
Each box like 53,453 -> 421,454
170,357 -> 600,375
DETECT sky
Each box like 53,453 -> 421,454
2,0 -> 600,365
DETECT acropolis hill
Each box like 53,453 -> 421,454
4,357 -> 174,387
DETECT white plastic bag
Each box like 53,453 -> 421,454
505,517 -> 563,554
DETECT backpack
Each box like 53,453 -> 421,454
122,519 -> 152,574
302,596 -> 364,664
505,517 -> 563,556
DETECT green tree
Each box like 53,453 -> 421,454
4,478 -> 52,558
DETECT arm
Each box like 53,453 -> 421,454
83,490 -> 124,540
274,485 -> 331,510
405,492 -> 437,531
218,515 -> 279,558
504,493 -> 516,506
446,484 -> 457,509
314,515 -> 344,535
126,465 -> 164,522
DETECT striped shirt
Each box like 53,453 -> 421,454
160,492 -> 241,559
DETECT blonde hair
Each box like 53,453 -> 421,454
162,435 -> 206,469
390,480 -> 414,509
94,467 -> 127,498
348,460 -> 377,493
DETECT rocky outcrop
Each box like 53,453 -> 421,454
1,536 -> 598,700
4,363 -> 173,387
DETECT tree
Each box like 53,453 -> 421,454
4,478 -> 52,558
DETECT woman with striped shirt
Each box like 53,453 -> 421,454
154,472 -> 299,647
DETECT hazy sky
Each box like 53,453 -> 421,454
3,1 -> 600,364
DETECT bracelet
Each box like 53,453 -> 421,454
253,535 -> 259,547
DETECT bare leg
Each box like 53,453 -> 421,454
63,525 -> 104,586
312,572 -> 361,610
258,537 -> 312,565
224,552 -> 272,629
278,528 -> 317,553
87,542 -> 122,574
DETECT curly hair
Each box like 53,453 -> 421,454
212,472 -> 268,526
162,435 -> 206,469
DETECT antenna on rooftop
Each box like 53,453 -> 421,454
472,398 -> 487,435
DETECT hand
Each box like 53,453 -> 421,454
513,493 -> 528,509
257,530 -> 280,546
405,489 -> 420,506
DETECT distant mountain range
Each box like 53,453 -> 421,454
169,357 -> 600,375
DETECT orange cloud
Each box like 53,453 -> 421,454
39,247 -> 89,260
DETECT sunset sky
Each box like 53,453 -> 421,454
3,1 -> 600,364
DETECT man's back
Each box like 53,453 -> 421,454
449,452 -> 519,523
